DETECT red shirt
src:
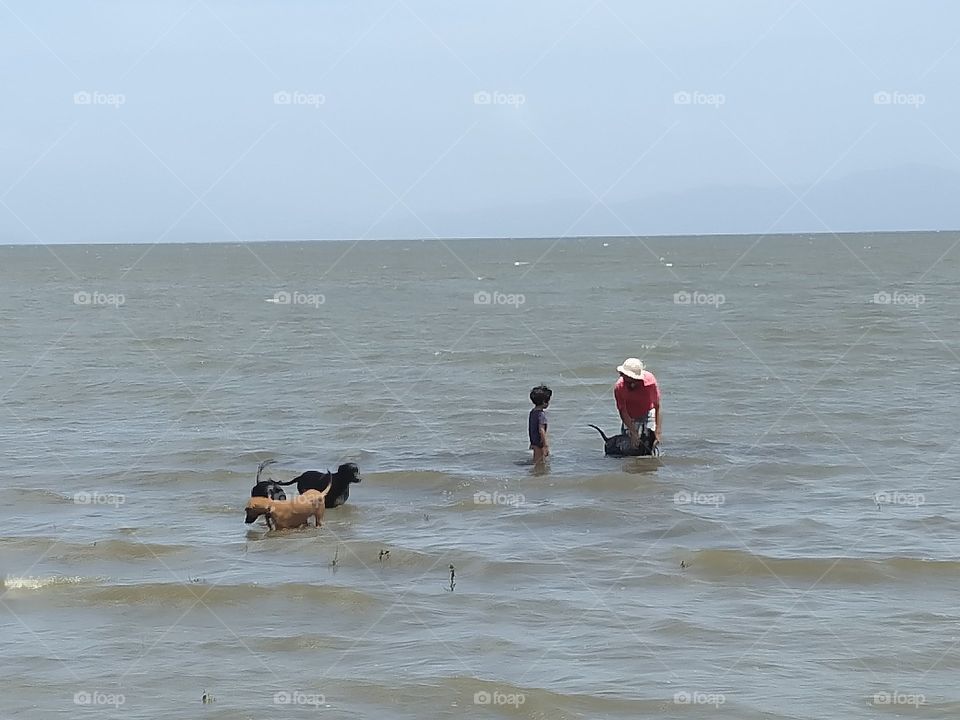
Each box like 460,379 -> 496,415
614,372 -> 660,420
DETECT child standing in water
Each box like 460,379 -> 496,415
528,385 -> 552,464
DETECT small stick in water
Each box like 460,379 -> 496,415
330,545 -> 340,568
448,564 -> 456,592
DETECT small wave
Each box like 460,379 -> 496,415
2,575 -> 88,591
0,537 -> 190,561
81,581 -> 381,609
138,335 -> 204,347
689,549 -> 960,584
8,488 -> 73,504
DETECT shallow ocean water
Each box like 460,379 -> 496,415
1,233 -> 959,718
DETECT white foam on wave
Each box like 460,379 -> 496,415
3,575 -> 86,590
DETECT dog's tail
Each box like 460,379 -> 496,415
256,459 -> 277,483
587,424 -> 611,442
317,479 -> 334,502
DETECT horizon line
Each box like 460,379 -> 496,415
0,228 -> 956,248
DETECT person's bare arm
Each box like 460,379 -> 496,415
654,403 -> 662,442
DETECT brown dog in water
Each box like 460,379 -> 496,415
244,488 -> 329,530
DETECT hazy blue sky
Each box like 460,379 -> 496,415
2,1 -> 959,243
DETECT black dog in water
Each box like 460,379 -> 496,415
588,425 -> 659,457
288,463 -> 362,508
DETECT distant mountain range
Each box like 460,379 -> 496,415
381,163 -> 960,240
3,163 -> 958,244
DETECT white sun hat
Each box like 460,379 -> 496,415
617,357 -> 645,380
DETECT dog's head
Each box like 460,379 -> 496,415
245,497 -> 272,524
334,463 -> 361,484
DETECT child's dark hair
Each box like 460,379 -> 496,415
530,385 -> 552,406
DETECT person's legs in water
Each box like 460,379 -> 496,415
622,409 -> 657,454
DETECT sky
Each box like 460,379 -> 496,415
2,0 -> 959,244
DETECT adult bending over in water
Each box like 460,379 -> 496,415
614,358 -> 661,450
